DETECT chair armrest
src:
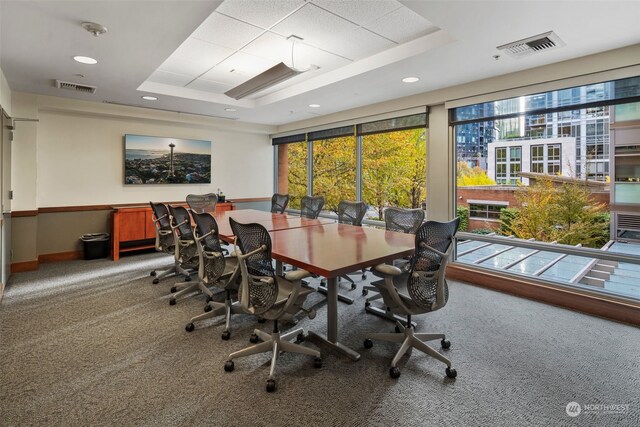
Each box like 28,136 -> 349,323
284,269 -> 311,282
373,264 -> 403,276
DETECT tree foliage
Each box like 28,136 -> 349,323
456,206 -> 469,232
457,161 -> 496,186
501,177 -> 609,248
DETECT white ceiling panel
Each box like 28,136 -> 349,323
201,51 -> 279,86
326,27 -> 396,60
311,0 -> 402,27
215,0 -> 306,29
148,70 -> 194,87
158,38 -> 234,76
191,12 -> 265,49
186,78 -> 233,93
271,3 -> 359,55
366,6 -> 437,44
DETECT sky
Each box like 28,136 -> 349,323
125,134 -> 210,154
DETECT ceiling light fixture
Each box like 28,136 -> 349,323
402,77 -> 419,83
141,96 -> 157,101
224,108 -> 237,112
81,22 -> 108,37
74,56 -> 98,65
224,35 -> 307,100
309,104 -> 320,108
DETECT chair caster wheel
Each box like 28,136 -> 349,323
362,274 -> 367,280
170,286 -> 177,293
445,367 -> 457,378
365,301 -> 370,307
320,280 -> 326,286
152,279 -> 159,285
249,334 -> 259,344
206,296 -> 213,303
395,325 -> 401,333
184,276 -> 191,282
362,289 -> 368,296
313,357 -> 322,368
224,360 -> 234,372
204,304 -> 212,312
257,318 -> 266,323
221,331 -> 231,340
390,367 -> 401,379
169,299 -> 176,306
150,271 -> 156,276
266,379 -> 276,392
185,323 -> 194,332
363,339 -> 373,349
350,283 -> 357,290
296,332 -> 305,342
441,339 -> 451,349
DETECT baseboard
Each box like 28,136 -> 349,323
11,259 -> 39,273
447,263 -> 640,326
39,251 -> 83,263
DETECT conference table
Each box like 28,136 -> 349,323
212,209 -> 416,361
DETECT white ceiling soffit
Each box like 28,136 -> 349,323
139,0 -> 448,109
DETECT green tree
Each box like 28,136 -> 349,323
456,206 -> 469,232
457,161 -> 496,186
287,143 -> 308,209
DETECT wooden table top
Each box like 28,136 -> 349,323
269,223 -> 415,278
213,209 -> 335,241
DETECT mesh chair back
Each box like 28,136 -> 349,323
300,195 -> 324,219
407,218 -> 460,310
168,206 -> 195,240
186,193 -> 218,213
192,211 -> 226,282
270,193 -> 290,213
149,202 -> 174,252
229,218 -> 278,314
384,207 -> 425,234
337,200 -> 367,226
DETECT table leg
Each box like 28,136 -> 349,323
308,277 -> 361,361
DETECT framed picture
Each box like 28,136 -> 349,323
124,134 -> 211,184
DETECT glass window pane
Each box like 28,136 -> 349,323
312,136 -> 356,213
283,143 -> 307,209
362,128 -> 426,220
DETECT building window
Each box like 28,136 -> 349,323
531,145 -> 544,173
495,147 -> 507,184
547,144 -> 561,174
469,203 -> 507,220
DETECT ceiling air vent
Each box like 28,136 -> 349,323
497,31 -> 565,58
55,80 -> 97,94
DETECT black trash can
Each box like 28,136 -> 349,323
80,233 -> 110,260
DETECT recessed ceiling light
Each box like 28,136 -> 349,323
224,108 -> 237,112
73,56 -> 98,65
402,77 -> 419,83
141,96 -> 157,101
309,104 -> 320,108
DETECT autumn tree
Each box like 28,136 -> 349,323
457,161 -> 496,186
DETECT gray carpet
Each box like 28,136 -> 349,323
0,253 -> 638,427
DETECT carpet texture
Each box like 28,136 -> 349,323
1,253 -> 638,427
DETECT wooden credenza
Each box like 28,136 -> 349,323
111,202 -> 234,260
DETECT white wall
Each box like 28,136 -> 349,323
12,93 -> 275,209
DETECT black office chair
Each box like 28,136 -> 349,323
223,218 -> 321,393
184,211 -> 241,338
186,193 -> 218,213
363,218 -> 460,380
149,202 -> 181,284
166,205 -> 200,305
270,193 -> 290,214
318,201 -> 367,304
364,207 -> 425,323
300,195 -> 324,219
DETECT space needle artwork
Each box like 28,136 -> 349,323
124,135 -> 211,184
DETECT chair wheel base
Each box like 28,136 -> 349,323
185,323 -> 194,332
266,379 -> 276,392
221,331 -> 231,340
224,360 -> 234,372
441,339 -> 451,349
390,367 -> 401,379
249,334 -> 259,344
446,367 -> 457,378
152,278 -> 159,285
170,286 -> 177,293
363,339 -> 373,349
169,299 -> 176,306
150,271 -> 156,277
